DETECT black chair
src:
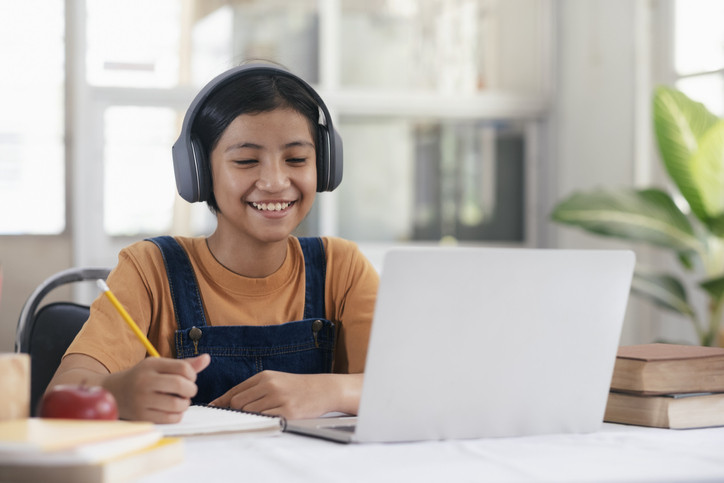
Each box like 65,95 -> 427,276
15,267 -> 111,415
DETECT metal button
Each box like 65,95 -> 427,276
189,326 -> 202,341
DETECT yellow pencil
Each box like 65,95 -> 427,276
97,279 -> 161,358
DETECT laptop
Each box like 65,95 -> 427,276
283,247 -> 635,443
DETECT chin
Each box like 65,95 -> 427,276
254,227 -> 298,244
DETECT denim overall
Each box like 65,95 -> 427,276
147,236 -> 336,404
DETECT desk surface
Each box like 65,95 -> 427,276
137,423 -> 724,482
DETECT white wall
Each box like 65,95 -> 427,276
553,1 -> 636,208
550,0 -> 696,345
0,236 -> 73,352
550,0 -> 646,343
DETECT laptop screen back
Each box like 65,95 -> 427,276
354,247 -> 635,443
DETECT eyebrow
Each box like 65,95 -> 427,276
224,140 -> 314,153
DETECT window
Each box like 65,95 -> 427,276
103,106 -> 177,235
0,1 -> 65,234
86,0 -> 182,88
673,0 -> 724,115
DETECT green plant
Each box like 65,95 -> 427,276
551,86 -> 724,346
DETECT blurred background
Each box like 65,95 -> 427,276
1,0 -> 723,352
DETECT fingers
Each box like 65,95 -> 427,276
133,391 -> 192,423
229,379 -> 269,412
112,355 -> 211,422
240,397 -> 284,416
208,371 -> 268,409
146,355 -> 208,382
209,375 -> 258,408
151,370 -> 198,399
187,353 -> 211,374
233,372 -> 319,419
210,371 -> 312,419
146,407 -> 188,424
208,392 -> 229,408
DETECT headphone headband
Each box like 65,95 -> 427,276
172,63 -> 343,203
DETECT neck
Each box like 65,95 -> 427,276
206,231 -> 289,278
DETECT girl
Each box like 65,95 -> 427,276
47,62 -> 379,423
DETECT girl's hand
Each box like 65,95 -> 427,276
104,354 -> 211,423
209,371 -> 363,420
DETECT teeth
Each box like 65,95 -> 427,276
251,201 -> 291,212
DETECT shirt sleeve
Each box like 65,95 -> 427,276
324,237 -> 380,374
63,242 -> 166,372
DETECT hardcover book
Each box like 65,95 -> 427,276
610,343 -> 724,395
604,391 -> 724,429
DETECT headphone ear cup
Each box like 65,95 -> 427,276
184,136 -> 209,202
190,136 -> 210,202
330,128 -> 343,191
316,125 -> 330,192
173,134 -> 201,203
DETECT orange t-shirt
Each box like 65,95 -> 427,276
65,236 -> 379,374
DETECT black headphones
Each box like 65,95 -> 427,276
172,63 -> 343,203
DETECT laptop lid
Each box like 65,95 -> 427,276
285,247 -> 635,443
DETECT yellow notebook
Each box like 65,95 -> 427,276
0,418 -> 159,462
0,419 -> 184,482
0,437 -> 184,483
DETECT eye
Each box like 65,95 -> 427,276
287,157 -> 308,165
233,159 -> 257,166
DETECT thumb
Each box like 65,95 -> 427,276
186,353 -> 211,374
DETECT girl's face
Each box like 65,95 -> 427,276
209,107 -> 317,245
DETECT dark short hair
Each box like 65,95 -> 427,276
192,72 -> 319,213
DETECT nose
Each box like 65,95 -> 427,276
255,159 -> 290,192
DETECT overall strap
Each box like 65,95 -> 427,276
146,236 -> 208,329
298,237 -> 327,320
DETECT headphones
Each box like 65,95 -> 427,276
172,63 -> 343,203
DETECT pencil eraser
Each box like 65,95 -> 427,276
97,279 -> 109,292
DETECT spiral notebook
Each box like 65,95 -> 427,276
158,405 -> 282,436
284,247 -> 635,443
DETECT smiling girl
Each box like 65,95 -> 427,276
47,62 -> 379,423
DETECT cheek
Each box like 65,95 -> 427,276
211,166 -> 250,199
301,164 -> 318,193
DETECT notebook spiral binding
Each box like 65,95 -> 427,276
201,404 -> 286,427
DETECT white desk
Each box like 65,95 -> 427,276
137,423 -> 724,482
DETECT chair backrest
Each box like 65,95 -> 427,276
15,267 -> 111,415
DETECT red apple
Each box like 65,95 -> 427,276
37,384 -> 119,420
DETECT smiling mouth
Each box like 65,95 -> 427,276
250,201 -> 295,212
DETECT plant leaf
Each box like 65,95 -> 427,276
700,274 -> 724,301
677,252 -> 695,270
551,188 -> 700,254
690,120 -> 724,232
706,215 -> 724,237
631,271 -> 697,318
653,86 -> 719,223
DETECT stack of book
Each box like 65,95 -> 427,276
604,343 -> 724,429
0,418 -> 184,482
0,405 -> 281,481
